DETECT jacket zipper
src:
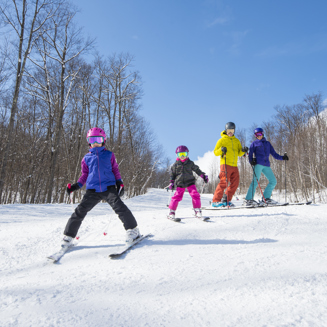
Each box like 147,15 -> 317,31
96,148 -> 102,192
231,138 -> 236,165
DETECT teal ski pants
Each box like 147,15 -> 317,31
245,164 -> 277,200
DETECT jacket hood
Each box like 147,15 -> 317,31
221,130 -> 235,139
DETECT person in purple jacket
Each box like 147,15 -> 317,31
61,127 -> 140,248
244,127 -> 289,206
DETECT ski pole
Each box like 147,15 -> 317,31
166,185 -> 173,207
201,179 -> 206,194
251,154 -> 256,200
284,152 -> 287,203
252,168 -> 255,200
67,183 -> 75,213
224,154 -> 229,208
251,165 -> 266,204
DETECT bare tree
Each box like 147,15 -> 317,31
0,4 -> 170,203
0,0 -> 62,202
24,4 -> 94,202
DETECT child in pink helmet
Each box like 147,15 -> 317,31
62,127 -> 140,247
167,145 -> 208,221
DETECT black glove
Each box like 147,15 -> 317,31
283,154 -> 289,161
67,183 -> 80,195
242,146 -> 249,153
221,147 -> 227,154
116,180 -> 125,197
250,158 -> 257,166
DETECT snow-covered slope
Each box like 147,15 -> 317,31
1,189 -> 327,327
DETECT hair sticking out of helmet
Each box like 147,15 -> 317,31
86,127 -> 107,147
225,122 -> 236,132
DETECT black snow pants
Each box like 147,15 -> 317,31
64,186 -> 137,238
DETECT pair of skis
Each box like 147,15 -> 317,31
202,201 -> 312,211
167,215 -> 210,223
47,233 -> 152,262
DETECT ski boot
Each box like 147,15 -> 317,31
243,199 -> 258,207
194,208 -> 202,219
167,210 -> 181,222
126,227 -> 140,244
61,235 -> 74,249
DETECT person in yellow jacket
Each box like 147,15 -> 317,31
212,122 -> 248,207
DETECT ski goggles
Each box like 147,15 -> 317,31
226,129 -> 234,135
87,136 -> 104,144
177,152 -> 188,158
255,132 -> 263,137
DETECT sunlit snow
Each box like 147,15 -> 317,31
1,188 -> 327,326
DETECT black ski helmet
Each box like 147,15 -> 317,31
225,122 -> 235,132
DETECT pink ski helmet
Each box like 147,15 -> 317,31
175,145 -> 189,153
86,127 -> 107,145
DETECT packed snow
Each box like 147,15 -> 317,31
1,188 -> 327,327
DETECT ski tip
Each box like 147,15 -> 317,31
47,256 -> 59,263
167,216 -> 181,222
108,234 -> 152,259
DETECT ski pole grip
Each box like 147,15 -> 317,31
67,183 -> 71,189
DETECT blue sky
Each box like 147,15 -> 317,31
71,0 -> 327,162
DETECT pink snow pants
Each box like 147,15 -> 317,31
169,184 -> 201,211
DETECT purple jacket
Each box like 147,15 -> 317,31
77,147 -> 121,192
248,137 -> 283,167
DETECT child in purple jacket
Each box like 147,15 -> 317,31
244,127 -> 289,206
62,127 -> 140,248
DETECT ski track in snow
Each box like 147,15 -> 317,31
1,188 -> 327,327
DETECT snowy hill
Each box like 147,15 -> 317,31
1,188 -> 327,327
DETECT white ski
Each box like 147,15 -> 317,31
167,215 -> 182,222
109,234 -> 152,258
47,244 -> 74,263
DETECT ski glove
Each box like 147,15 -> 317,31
201,174 -> 209,183
221,147 -> 227,154
168,180 -> 175,190
67,183 -> 80,195
250,158 -> 257,166
242,146 -> 249,153
282,154 -> 289,161
116,180 -> 125,197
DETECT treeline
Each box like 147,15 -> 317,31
262,93 -> 327,203
202,93 -> 327,203
0,0 -> 170,204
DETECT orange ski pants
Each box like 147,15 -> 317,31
212,164 -> 239,203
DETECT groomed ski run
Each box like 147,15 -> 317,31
2,188 -> 326,327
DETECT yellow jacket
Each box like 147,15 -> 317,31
213,131 -> 245,167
